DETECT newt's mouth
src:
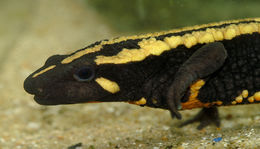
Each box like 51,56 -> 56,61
33,95 -> 78,105
34,95 -> 59,105
34,94 -> 110,105
29,83 -> 114,105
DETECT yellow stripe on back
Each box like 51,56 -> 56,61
60,18 -> 260,65
95,38 -> 171,64
95,22 -> 260,65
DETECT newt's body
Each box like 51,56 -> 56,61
24,18 -> 260,129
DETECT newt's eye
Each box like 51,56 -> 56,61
73,66 -> 95,82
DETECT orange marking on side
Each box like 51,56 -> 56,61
254,92 -> 260,101
181,79 -> 212,110
214,100 -> 223,106
181,80 -> 225,110
181,98 -> 211,110
128,97 -> 147,105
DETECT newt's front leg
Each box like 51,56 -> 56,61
167,42 -> 228,119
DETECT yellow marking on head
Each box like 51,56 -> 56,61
95,21 -> 260,65
129,97 -> 147,105
32,65 -> 56,78
235,95 -> 243,103
254,91 -> 260,101
95,77 -> 120,94
242,90 -> 249,98
248,96 -> 254,103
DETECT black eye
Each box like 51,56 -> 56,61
73,66 -> 95,82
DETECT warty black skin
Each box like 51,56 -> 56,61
24,26 -> 260,129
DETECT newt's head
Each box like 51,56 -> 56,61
24,39 -> 147,105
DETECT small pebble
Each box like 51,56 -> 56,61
213,137 -> 222,142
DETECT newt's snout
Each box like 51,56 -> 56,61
24,76 -> 37,95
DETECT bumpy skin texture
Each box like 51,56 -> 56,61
141,34 -> 260,109
24,33 -> 260,107
166,42 -> 228,119
24,19 -> 260,129
198,33 -> 260,105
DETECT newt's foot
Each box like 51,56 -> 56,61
179,107 -> 220,130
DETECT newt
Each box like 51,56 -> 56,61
24,18 -> 260,129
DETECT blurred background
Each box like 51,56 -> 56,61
0,0 -> 259,148
87,0 -> 260,33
